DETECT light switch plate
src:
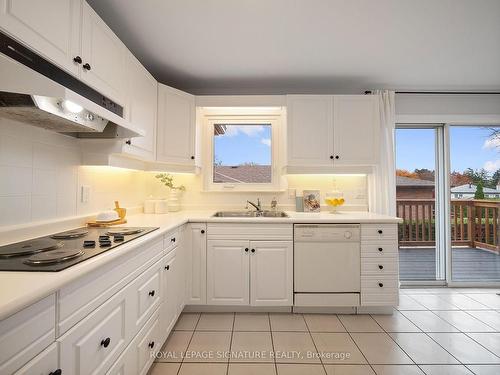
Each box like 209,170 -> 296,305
81,185 -> 91,203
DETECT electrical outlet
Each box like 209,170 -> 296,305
81,185 -> 91,203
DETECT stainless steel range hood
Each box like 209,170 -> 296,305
0,36 -> 144,139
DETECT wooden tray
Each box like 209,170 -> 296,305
86,218 -> 127,227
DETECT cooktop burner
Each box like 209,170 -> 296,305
106,228 -> 144,236
51,228 -> 89,239
0,238 -> 63,258
24,249 -> 84,265
0,226 -> 158,272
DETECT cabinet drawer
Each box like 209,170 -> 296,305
361,290 -> 399,306
361,224 -> 398,240
361,242 -> 398,257
59,285 -> 134,375
164,229 -> 179,254
361,258 -> 398,275
14,342 -> 58,375
133,261 -> 162,330
58,237 -> 163,335
107,307 -> 161,375
0,294 -> 55,375
361,276 -> 399,290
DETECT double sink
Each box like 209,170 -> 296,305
213,210 -> 289,218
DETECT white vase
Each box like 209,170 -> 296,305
168,189 -> 181,212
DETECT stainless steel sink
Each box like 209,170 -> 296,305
212,210 -> 288,218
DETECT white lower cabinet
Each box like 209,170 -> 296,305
207,239 -> 293,306
160,248 -> 178,342
14,342 -> 59,375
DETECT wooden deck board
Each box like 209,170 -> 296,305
399,247 -> 500,281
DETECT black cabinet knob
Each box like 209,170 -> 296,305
125,139 -> 131,145
171,237 -> 176,242
378,283 -> 384,288
149,341 -> 155,348
165,265 -> 170,270
378,247 -> 383,252
201,230 -> 205,234
149,290 -> 155,297
251,249 -> 255,253
330,155 -> 334,160
378,229 -> 383,234
335,155 -> 339,159
73,56 -> 82,64
49,370 -> 62,375
101,337 -> 111,348
83,62 -> 91,70
378,265 -> 384,269
244,248 -> 249,252
191,156 -> 195,160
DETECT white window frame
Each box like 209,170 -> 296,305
201,110 -> 283,192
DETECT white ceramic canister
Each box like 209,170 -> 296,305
144,198 -> 157,214
155,199 -> 168,214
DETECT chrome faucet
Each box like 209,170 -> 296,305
246,198 -> 262,212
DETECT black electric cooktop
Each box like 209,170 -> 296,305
0,226 -> 158,272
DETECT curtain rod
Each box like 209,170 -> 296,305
364,90 -> 500,95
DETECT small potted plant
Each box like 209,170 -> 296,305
155,173 -> 186,212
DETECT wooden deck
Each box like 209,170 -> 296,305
399,247 -> 500,281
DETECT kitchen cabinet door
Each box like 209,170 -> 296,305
0,0 -> 81,75
157,84 -> 196,165
333,95 -> 380,165
250,241 -> 293,306
286,95 -> 334,167
175,226 -> 186,314
161,250 -> 178,339
186,223 -> 207,305
123,51 -> 157,161
207,240 -> 250,305
80,1 -> 126,105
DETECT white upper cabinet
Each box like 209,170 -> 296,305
286,94 -> 380,172
123,51 -> 157,161
157,84 -> 196,166
333,95 -> 379,166
0,0 -> 82,75
80,1 -> 126,105
286,95 -> 334,167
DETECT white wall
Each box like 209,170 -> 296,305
0,118 -> 151,227
147,173 -> 368,211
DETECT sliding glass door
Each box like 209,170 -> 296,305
395,126 -> 445,283
449,126 -> 500,283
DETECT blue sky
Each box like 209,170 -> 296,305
396,127 -> 500,173
214,124 -> 272,165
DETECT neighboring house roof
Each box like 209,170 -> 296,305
451,184 -> 500,194
214,165 -> 271,183
396,176 -> 435,187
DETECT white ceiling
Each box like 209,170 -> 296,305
87,0 -> 500,95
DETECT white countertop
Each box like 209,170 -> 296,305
0,210 -> 401,320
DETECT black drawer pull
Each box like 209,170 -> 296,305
171,237 -> 176,242
165,265 -> 170,270
83,62 -> 91,70
378,283 -> 384,288
378,265 -> 384,270
201,230 -> 205,234
335,155 -> 339,159
125,139 -> 131,145
149,290 -> 155,297
378,247 -> 383,252
378,229 -> 383,234
49,370 -> 62,375
73,56 -> 82,64
245,248 -> 249,252
149,341 -> 155,348
251,249 -> 255,253
330,155 -> 334,159
101,337 -> 111,348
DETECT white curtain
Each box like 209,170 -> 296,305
369,90 -> 397,216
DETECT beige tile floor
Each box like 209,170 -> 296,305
149,288 -> 500,375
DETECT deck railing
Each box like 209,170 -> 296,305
397,199 -> 500,252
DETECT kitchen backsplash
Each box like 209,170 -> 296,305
0,118 -> 150,227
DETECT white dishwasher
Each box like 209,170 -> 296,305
294,224 -> 361,307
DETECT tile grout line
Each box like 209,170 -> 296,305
268,313 -> 278,375
225,312 -> 235,375
177,313 -> 202,375
301,313 -> 328,375
337,314 -> 376,374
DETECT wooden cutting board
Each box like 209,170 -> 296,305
86,218 -> 127,227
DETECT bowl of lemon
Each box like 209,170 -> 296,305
325,192 -> 345,213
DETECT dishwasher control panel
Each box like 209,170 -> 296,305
294,224 -> 360,242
